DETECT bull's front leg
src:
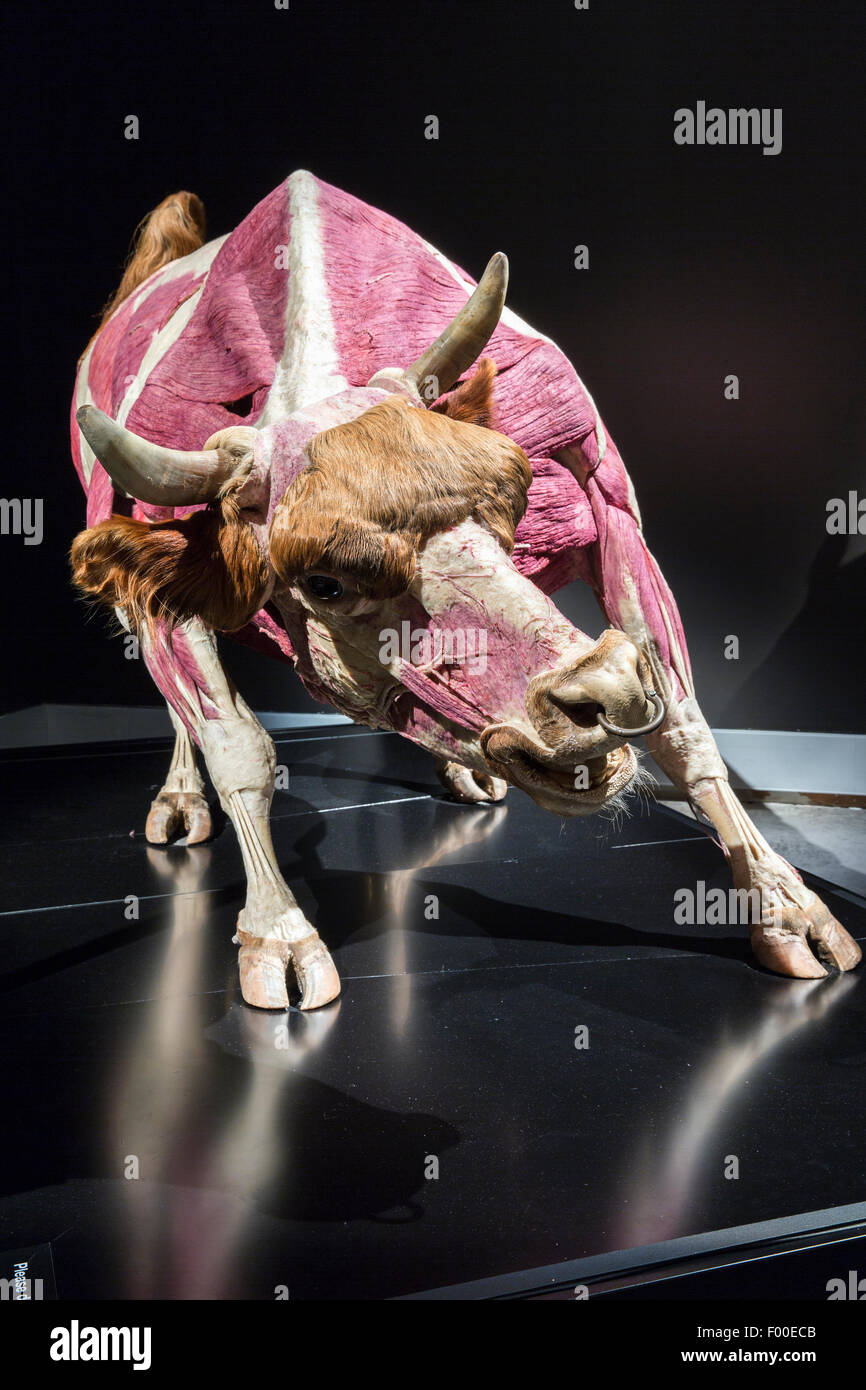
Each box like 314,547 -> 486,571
557,442 -> 861,979
140,615 -> 341,1009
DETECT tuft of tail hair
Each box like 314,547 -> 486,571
97,190 -> 207,329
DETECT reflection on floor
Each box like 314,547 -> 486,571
0,726 -> 864,1299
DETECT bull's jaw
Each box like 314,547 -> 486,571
481,736 -> 639,817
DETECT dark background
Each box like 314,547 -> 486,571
4,0 -> 864,730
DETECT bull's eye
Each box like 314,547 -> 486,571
305,574 -> 344,600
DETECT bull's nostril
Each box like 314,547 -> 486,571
555,698 -> 603,729
596,690 -> 666,738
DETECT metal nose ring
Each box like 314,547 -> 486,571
596,690 -> 666,738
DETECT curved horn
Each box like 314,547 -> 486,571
402,252 -> 508,400
76,405 -> 248,507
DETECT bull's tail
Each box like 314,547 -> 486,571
97,190 -> 207,329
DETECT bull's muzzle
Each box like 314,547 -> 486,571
523,629 -> 664,759
478,630 -> 665,814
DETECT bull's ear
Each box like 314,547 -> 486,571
70,504 -> 270,634
432,357 -> 496,429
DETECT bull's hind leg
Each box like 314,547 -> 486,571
435,758 -> 507,804
146,706 -> 212,845
111,604 -> 211,844
557,442 -> 861,978
140,615 -> 340,1009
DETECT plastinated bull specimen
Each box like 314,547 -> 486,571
69,171 -> 860,1008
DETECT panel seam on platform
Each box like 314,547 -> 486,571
0,793 -> 437,859
610,835 -> 708,849
0,948 -> 734,1018
0,727 -> 388,765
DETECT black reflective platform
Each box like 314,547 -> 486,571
0,726 -> 864,1300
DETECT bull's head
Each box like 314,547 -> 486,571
73,256 -> 664,816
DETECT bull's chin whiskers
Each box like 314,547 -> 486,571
597,749 -> 657,829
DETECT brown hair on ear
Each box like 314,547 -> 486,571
70,494 -> 270,634
432,357 -> 497,429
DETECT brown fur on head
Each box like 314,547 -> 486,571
270,360 -> 531,597
69,489 -> 270,634
70,360 -> 527,628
